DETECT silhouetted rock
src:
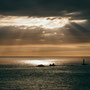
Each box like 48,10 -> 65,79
49,63 -> 56,66
37,64 -> 45,67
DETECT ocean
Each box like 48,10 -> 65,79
0,57 -> 90,90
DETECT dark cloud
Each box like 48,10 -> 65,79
0,0 -> 90,18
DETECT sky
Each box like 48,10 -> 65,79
0,0 -> 90,56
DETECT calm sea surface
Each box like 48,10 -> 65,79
0,57 -> 90,90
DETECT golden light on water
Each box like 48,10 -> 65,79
23,60 -> 54,65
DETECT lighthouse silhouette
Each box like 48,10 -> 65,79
82,59 -> 88,65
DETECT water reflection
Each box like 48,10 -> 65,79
0,57 -> 90,65
23,60 -> 55,66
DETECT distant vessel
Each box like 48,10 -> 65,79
49,63 -> 56,66
82,59 -> 88,65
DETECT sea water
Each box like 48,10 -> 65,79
0,57 -> 90,90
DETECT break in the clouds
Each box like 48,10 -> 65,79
0,16 -> 70,29
0,15 -> 87,29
